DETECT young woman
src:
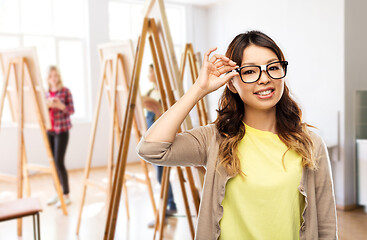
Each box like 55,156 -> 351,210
142,64 -> 177,224
45,66 -> 74,208
136,31 -> 337,239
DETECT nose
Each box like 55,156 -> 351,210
257,69 -> 271,84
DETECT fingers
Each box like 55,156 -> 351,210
209,54 -> 230,64
204,47 -> 237,67
228,60 -> 237,66
214,59 -> 237,68
218,65 -> 239,75
214,60 -> 225,68
220,71 -> 238,84
204,47 -> 217,62
204,47 -> 233,64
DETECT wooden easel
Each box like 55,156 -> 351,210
75,42 -> 157,235
143,1 -> 204,238
103,17 -> 202,240
151,38 -> 204,239
0,49 -> 68,237
180,43 -> 209,127
179,43 -> 209,194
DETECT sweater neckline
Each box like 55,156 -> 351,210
243,122 -> 278,137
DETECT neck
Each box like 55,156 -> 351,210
243,105 -> 277,134
50,85 -> 59,92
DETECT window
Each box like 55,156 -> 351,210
58,40 -> 86,119
0,0 -> 88,122
0,0 -> 20,33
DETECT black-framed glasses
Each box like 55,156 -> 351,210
229,61 -> 288,83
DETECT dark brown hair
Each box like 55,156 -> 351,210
214,31 -> 317,176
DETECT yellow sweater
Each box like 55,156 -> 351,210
219,123 -> 305,240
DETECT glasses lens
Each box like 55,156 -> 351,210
267,62 -> 286,79
240,66 -> 260,83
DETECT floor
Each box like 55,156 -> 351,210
0,164 -> 366,240
0,164 -> 194,240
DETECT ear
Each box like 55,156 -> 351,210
226,78 -> 238,94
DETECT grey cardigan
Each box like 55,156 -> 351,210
136,124 -> 338,240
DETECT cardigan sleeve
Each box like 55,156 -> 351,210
136,124 -> 215,167
313,133 -> 338,239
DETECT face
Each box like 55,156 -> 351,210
48,69 -> 60,87
228,44 -> 285,112
148,66 -> 156,84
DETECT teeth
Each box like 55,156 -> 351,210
256,90 -> 272,96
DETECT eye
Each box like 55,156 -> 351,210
243,70 -> 256,75
269,66 -> 280,71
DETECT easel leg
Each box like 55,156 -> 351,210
107,58 -> 118,206
0,62 -> 12,128
148,36 -> 168,110
123,179 -> 130,220
154,166 -> 170,240
106,109 -> 116,208
110,56 -> 132,221
106,138 -> 114,208
38,114 -> 67,214
149,20 -> 195,240
140,159 -> 157,216
23,60 -> 68,215
17,141 -> 24,236
23,140 -> 31,197
76,60 -> 107,234
148,33 -> 171,239
104,18 -> 149,240
177,167 -> 195,239
17,59 -> 25,237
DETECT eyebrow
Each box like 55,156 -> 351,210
241,58 -> 279,67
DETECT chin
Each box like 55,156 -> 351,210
256,102 -> 277,110
244,99 -> 279,111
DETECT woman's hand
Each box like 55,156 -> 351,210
194,47 -> 238,97
46,98 -> 54,108
49,97 -> 66,111
142,48 -> 238,143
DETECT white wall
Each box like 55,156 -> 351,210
204,0 -> 344,144
344,0 -> 367,207
186,5 -> 208,58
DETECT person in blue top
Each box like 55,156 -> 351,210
142,64 -> 177,227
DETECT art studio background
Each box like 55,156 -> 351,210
0,0 -> 366,239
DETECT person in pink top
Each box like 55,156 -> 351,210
45,66 -> 74,208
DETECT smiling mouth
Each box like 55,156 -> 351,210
254,89 -> 274,96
